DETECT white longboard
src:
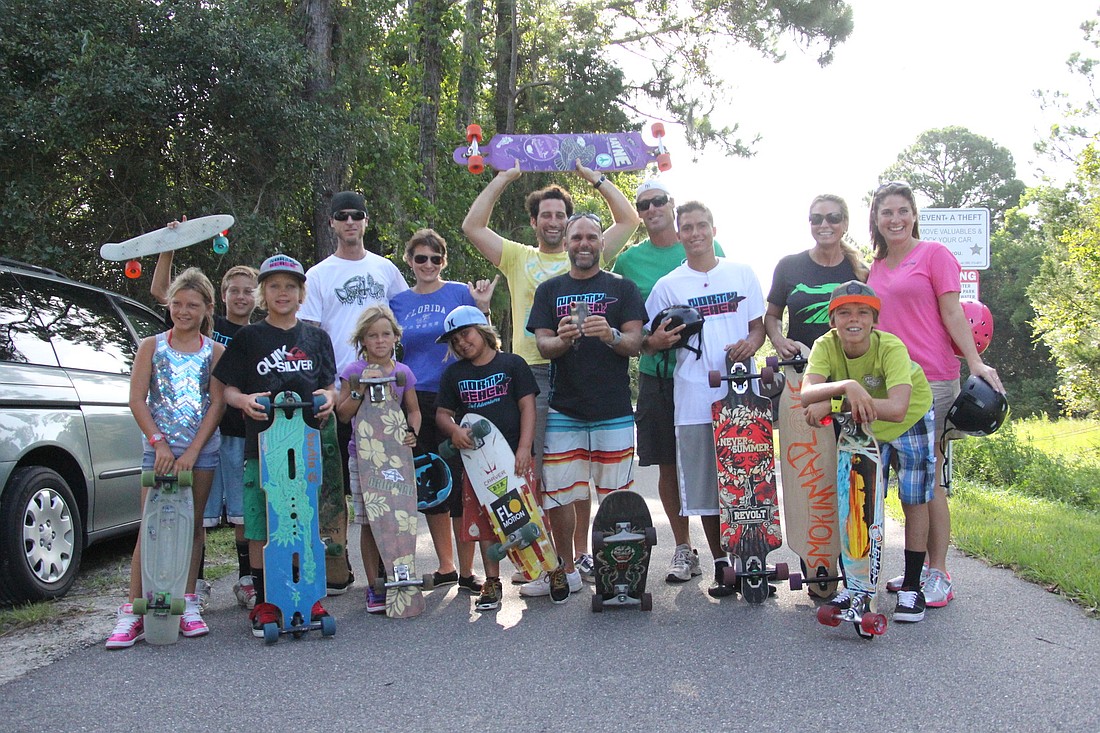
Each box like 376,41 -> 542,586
100,214 -> 234,261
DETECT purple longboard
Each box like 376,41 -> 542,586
453,131 -> 670,173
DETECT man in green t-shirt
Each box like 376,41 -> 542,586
800,281 -> 935,624
610,180 -> 724,584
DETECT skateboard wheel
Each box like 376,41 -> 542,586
486,542 -> 508,563
421,573 -> 435,590
212,234 -> 229,254
591,594 -> 604,613
140,470 -> 155,489
256,395 -> 272,417
263,622 -> 280,644
720,564 -> 738,586
765,356 -> 778,370
650,122 -> 665,138
788,573 -> 803,591
438,440 -> 456,459
656,152 -> 672,172
132,598 -> 148,615
468,155 -> 485,175
394,370 -> 407,387
169,597 -> 186,615
760,366 -> 775,382
817,605 -> 843,627
771,562 -> 789,581
311,394 -> 326,415
644,527 -> 657,547
466,123 -> 482,143
591,531 -> 605,552
320,615 -> 336,636
125,260 -> 142,279
518,523 -> 541,544
176,470 -> 192,488
862,613 -> 888,636
372,578 -> 387,594
640,592 -> 653,612
708,370 -> 722,389
471,420 -> 492,440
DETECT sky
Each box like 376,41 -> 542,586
649,0 -> 1096,291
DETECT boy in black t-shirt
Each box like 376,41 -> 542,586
212,254 -> 337,637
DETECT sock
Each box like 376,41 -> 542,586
253,568 -> 265,603
902,549 -> 926,590
236,541 -> 251,578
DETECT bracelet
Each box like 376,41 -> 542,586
593,175 -> 606,189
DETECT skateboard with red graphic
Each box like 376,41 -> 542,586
708,356 -> 788,603
440,414 -> 559,580
353,369 -> 433,619
131,470 -> 193,645
454,123 -> 671,175
590,490 -> 656,612
807,411 -> 888,639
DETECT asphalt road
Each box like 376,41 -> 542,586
1,463 -> 1097,732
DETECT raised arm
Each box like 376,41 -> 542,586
461,163 -> 523,268
574,161 -> 640,258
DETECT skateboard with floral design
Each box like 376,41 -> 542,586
354,370 -> 433,618
257,391 -> 336,642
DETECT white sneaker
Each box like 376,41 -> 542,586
233,575 -> 257,609
512,569 -> 539,585
666,544 -> 703,583
194,579 -> 212,613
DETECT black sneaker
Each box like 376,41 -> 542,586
894,588 -> 926,622
707,560 -> 737,598
828,587 -> 853,610
458,575 -> 483,593
432,570 -> 459,587
475,577 -> 503,612
548,563 -> 570,604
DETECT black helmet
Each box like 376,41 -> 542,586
649,305 -> 704,358
415,453 -> 453,510
946,375 -> 1009,436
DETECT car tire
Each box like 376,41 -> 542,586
0,466 -> 84,605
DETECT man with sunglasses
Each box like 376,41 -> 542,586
611,180 -> 725,585
462,161 -> 639,584
525,212 -> 647,601
300,190 -> 409,595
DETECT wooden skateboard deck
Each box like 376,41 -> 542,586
811,414 -> 888,639
257,391 -> 335,642
318,418 -> 349,589
132,471 -> 193,645
590,490 -> 656,612
354,370 -> 430,618
454,124 -> 671,174
769,349 -> 841,598
442,414 -> 559,579
99,214 -> 234,261
708,357 -> 788,603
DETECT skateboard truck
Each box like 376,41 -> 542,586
373,564 -> 435,593
816,592 -> 888,639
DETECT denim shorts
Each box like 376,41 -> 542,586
203,435 -> 244,527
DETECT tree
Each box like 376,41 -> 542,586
880,126 -> 1026,224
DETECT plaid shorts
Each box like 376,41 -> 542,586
880,409 -> 936,505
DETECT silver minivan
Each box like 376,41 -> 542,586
0,259 -> 164,604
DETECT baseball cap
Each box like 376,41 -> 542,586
828,280 -> 880,313
330,191 -> 367,216
436,305 -> 489,343
258,254 -> 307,283
635,179 -> 671,201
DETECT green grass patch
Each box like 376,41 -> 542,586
0,601 -> 88,636
202,525 -> 240,582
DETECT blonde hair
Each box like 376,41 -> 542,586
809,194 -> 869,281
350,305 -> 403,359
445,323 -> 500,361
256,274 -> 305,312
220,265 -> 259,295
166,267 -> 216,337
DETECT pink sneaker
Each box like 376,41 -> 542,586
180,594 -> 209,637
105,603 -> 144,649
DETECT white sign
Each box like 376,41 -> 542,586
919,208 -> 990,269
960,269 -> 980,301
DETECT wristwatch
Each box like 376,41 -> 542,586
607,328 -> 622,347
593,175 -> 606,189
148,432 -> 165,447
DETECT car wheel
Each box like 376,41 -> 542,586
0,466 -> 84,604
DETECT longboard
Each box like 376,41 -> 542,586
590,490 -> 656,612
708,357 -> 788,603
441,414 -> 559,580
804,413 -> 888,639
99,215 -> 234,261
257,391 -> 336,642
769,349 -> 841,598
131,471 -> 194,645
454,124 -> 671,175
355,370 -> 431,618
318,418 -> 349,590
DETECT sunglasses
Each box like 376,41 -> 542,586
567,212 -> 602,225
875,180 -> 912,195
333,210 -> 367,221
636,194 -> 670,212
413,254 -> 444,265
809,212 -> 845,225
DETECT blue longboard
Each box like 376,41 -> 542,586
257,391 -> 336,642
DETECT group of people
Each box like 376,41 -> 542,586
106,166 -> 1005,648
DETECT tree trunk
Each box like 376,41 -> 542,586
414,0 -> 446,209
492,0 -> 516,133
456,0 -> 485,130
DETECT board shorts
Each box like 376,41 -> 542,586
203,435 -> 244,527
881,409 -> 936,505
541,410 -> 634,510
241,458 -> 266,542
675,423 -> 719,516
635,373 -> 677,466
